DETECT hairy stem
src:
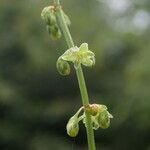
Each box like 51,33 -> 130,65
54,0 -> 96,150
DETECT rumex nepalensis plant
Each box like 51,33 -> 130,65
41,0 -> 113,150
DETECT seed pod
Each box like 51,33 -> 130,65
56,58 -> 70,76
66,116 -> 79,137
41,6 -> 57,26
98,110 -> 110,129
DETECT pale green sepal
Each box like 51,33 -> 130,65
85,51 -> 95,57
79,43 -> 88,52
81,57 -> 95,67
91,116 -> 100,130
61,46 -> 79,62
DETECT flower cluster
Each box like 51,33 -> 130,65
56,43 -> 95,75
85,104 -> 113,130
61,43 -> 95,68
66,104 -> 113,137
41,6 -> 70,40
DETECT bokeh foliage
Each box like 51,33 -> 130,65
0,0 -> 150,150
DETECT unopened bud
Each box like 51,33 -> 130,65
66,116 -> 79,137
47,25 -> 62,40
41,6 -> 57,26
98,110 -> 112,129
56,58 -> 70,76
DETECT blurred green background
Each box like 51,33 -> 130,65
0,0 -> 150,150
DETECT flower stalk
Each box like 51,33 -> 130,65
41,1 -> 113,150
54,1 -> 96,150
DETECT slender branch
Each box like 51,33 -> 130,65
54,1 -> 96,150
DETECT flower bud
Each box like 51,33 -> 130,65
98,110 -> 111,129
47,25 -> 62,40
66,116 -> 79,137
91,116 -> 99,130
88,104 -> 113,130
41,6 -> 57,26
56,58 -> 70,76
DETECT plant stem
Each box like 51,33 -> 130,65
54,0 -> 74,48
76,65 -> 96,150
54,1 -> 96,150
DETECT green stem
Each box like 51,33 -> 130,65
54,0 -> 74,48
54,1 -> 96,150
76,65 -> 96,150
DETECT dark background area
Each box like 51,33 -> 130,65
0,0 -> 150,150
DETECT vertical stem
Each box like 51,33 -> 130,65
54,1 -> 96,150
76,65 -> 96,150
76,66 -> 89,105
54,0 -> 74,48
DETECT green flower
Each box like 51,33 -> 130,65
98,110 -> 113,129
89,104 -> 113,130
61,43 -> 95,69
